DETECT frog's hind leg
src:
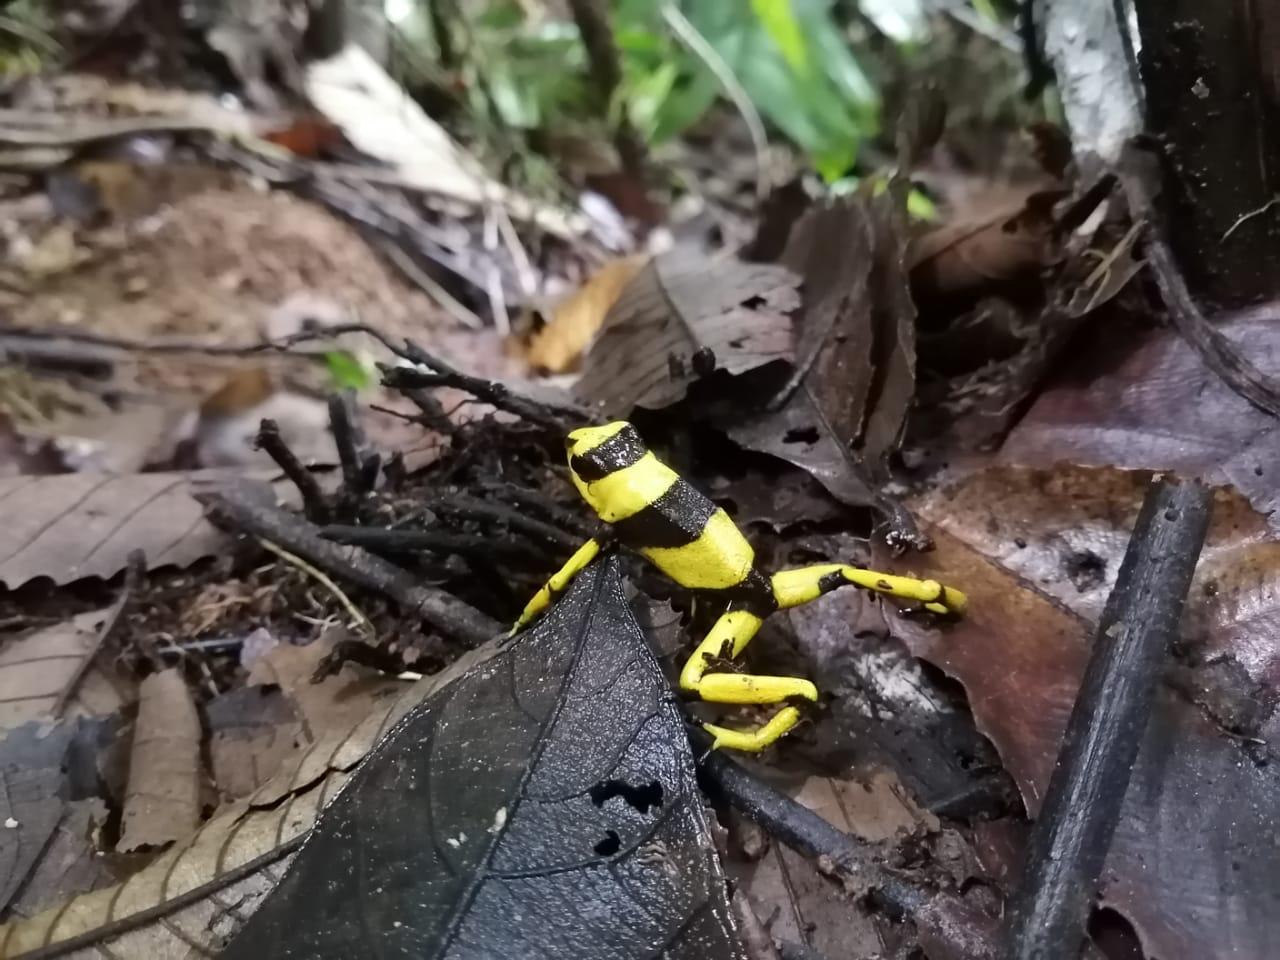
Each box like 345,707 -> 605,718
679,609 -> 818,752
771,564 -> 968,616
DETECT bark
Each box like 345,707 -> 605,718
1134,0 -> 1280,305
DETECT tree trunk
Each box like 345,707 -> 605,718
1134,0 -> 1280,306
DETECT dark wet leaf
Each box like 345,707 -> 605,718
222,557 -> 744,960
881,468 -> 1280,959
727,195 -> 921,541
0,719 -> 116,917
1001,310 -> 1280,534
574,252 -> 798,414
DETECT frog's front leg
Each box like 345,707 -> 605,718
511,538 -> 604,635
679,609 -> 818,752
771,564 -> 968,615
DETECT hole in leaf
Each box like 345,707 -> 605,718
594,830 -> 621,856
742,295 -> 766,309
1087,907 -> 1146,960
1063,549 -> 1107,592
783,427 -> 820,445
589,779 -> 664,814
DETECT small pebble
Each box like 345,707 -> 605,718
4,817 -> 19,829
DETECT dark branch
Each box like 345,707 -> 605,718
200,482 -> 499,647
698,748 -> 1000,959
255,419 -> 330,523
1001,478 -> 1211,959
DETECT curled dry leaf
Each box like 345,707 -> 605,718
0,473 -> 228,589
909,185 -> 1067,314
524,255 -> 648,374
880,465 -> 1280,960
727,194 -> 921,539
223,558 -> 742,959
118,670 -> 202,853
1001,309 -> 1280,533
574,252 -> 798,414
0,636 -> 507,958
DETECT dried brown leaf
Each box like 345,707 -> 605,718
248,627 -> 403,737
207,687 -> 301,801
524,255 -> 648,373
574,252 -> 798,413
0,472 -> 230,589
0,610 -> 130,733
0,639 -> 504,958
118,670 -> 202,853
880,467 -> 1280,959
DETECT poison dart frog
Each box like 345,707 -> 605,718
512,421 -> 967,752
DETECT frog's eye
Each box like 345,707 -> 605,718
570,454 -> 610,482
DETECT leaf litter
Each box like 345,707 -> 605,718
5,11 -> 1280,960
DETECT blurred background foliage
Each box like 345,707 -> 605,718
388,0 -> 1032,194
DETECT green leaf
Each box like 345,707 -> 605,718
324,351 -> 374,391
625,61 -> 680,139
749,0 -> 810,75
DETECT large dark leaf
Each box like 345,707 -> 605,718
221,557 -> 743,960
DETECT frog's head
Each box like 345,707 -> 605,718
565,421 -> 648,511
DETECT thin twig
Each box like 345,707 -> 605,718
258,536 -> 377,641
320,525 -> 545,564
255,419 -> 330,523
53,551 -> 143,717
0,320 -> 405,358
661,1 -> 769,200
373,239 -> 484,330
1120,143 -> 1280,418
381,338 -> 592,431
10,833 -> 308,960
200,482 -> 498,646
328,392 -> 367,497
1001,478 -> 1211,959
566,0 -> 648,179
731,890 -> 783,960
425,493 -> 582,551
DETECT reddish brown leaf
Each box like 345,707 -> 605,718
881,466 -> 1280,959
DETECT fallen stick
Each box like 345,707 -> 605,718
1001,477 -> 1211,960
699,748 -> 999,960
200,481 -> 499,647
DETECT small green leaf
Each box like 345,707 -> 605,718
324,351 -> 374,391
749,0 -> 810,75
